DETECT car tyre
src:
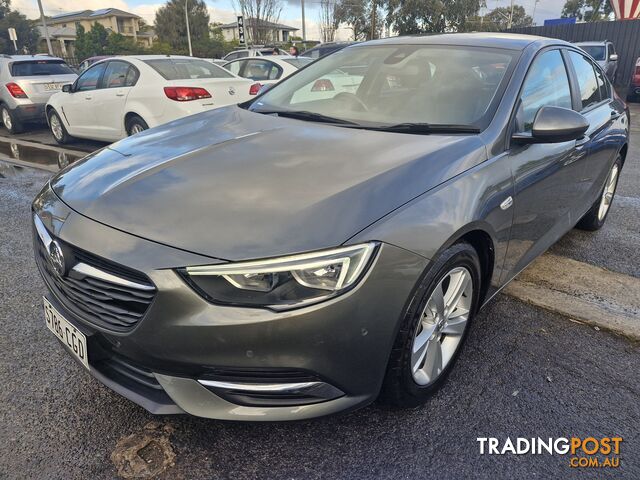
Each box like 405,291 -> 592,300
380,242 -> 481,408
126,115 -> 149,136
576,155 -> 622,231
1,105 -> 23,134
48,109 -> 72,145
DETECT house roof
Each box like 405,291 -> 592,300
220,18 -> 298,31
48,8 -> 140,24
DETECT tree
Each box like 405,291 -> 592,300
74,23 -> 109,60
484,5 -> 533,30
561,0 -> 613,21
319,0 -> 340,42
104,33 -> 141,55
155,0 -> 211,51
335,0 -> 382,40
383,0 -> 481,35
0,0 -> 39,54
233,0 -> 283,44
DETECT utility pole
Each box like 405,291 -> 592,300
301,0 -> 306,43
36,0 -> 53,55
508,0 -> 515,29
532,0 -> 540,25
185,0 -> 193,56
371,0 -> 376,40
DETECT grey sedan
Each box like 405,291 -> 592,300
32,33 -> 630,421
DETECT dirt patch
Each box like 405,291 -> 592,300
111,421 -> 176,479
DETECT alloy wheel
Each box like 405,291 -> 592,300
130,124 -> 145,135
411,267 -> 473,386
2,108 -> 12,130
597,163 -> 619,221
50,114 -> 63,141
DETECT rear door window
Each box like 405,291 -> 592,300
102,61 -> 135,88
10,60 -> 74,76
144,59 -> 234,80
568,51 -> 601,110
244,60 -> 282,81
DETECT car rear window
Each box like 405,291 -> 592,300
10,60 -> 74,76
579,45 -> 606,61
144,59 -> 234,80
283,58 -> 314,68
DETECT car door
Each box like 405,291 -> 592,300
60,62 -> 106,137
502,48 -> 587,280
86,60 -> 138,141
565,49 -> 621,214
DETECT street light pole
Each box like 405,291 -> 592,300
185,0 -> 193,56
36,0 -> 53,55
301,0 -> 306,43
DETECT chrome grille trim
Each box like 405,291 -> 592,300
33,215 -> 156,332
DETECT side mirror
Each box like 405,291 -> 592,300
512,106 -> 589,144
62,84 -> 73,93
258,83 -> 274,95
609,54 -> 618,62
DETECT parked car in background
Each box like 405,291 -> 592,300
46,55 -> 254,144
78,56 -> 113,73
628,56 -> 640,102
300,42 -> 358,60
0,55 -> 77,134
32,34 -> 629,421
223,56 -> 313,89
222,47 -> 292,62
575,41 -> 618,82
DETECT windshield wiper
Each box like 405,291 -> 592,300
366,123 -> 481,134
255,109 -> 361,126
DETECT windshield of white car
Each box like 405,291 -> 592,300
580,46 -> 606,61
10,60 -> 75,76
144,59 -> 234,80
249,44 -> 516,130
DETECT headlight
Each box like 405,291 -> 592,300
178,243 -> 378,310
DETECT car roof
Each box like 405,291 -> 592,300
360,33 -> 569,51
574,41 -> 608,46
109,55 -> 199,61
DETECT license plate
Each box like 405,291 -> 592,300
44,83 -> 62,91
44,297 -> 89,370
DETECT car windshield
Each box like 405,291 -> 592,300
10,60 -> 74,76
249,44 -> 516,130
580,45 -> 606,61
283,58 -> 314,68
144,58 -> 234,80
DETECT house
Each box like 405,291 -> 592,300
219,19 -> 298,44
39,8 -> 155,58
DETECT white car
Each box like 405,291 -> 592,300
223,56 -> 313,88
222,48 -> 292,62
46,55 -> 256,144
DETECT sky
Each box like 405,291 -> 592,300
14,0 -> 566,41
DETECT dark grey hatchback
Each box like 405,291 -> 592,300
32,33 -> 630,421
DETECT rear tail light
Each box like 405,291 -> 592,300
311,79 -> 335,92
249,82 -> 262,95
633,65 -> 640,84
6,82 -> 27,98
163,86 -> 211,101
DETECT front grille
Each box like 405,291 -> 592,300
34,224 -> 156,332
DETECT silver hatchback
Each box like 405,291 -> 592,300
0,55 -> 77,134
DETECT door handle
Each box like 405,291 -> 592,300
84,96 -> 92,100
115,93 -> 125,97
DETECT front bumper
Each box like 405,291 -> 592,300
33,185 -> 428,420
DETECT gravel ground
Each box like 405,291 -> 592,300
1,165 -> 639,479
